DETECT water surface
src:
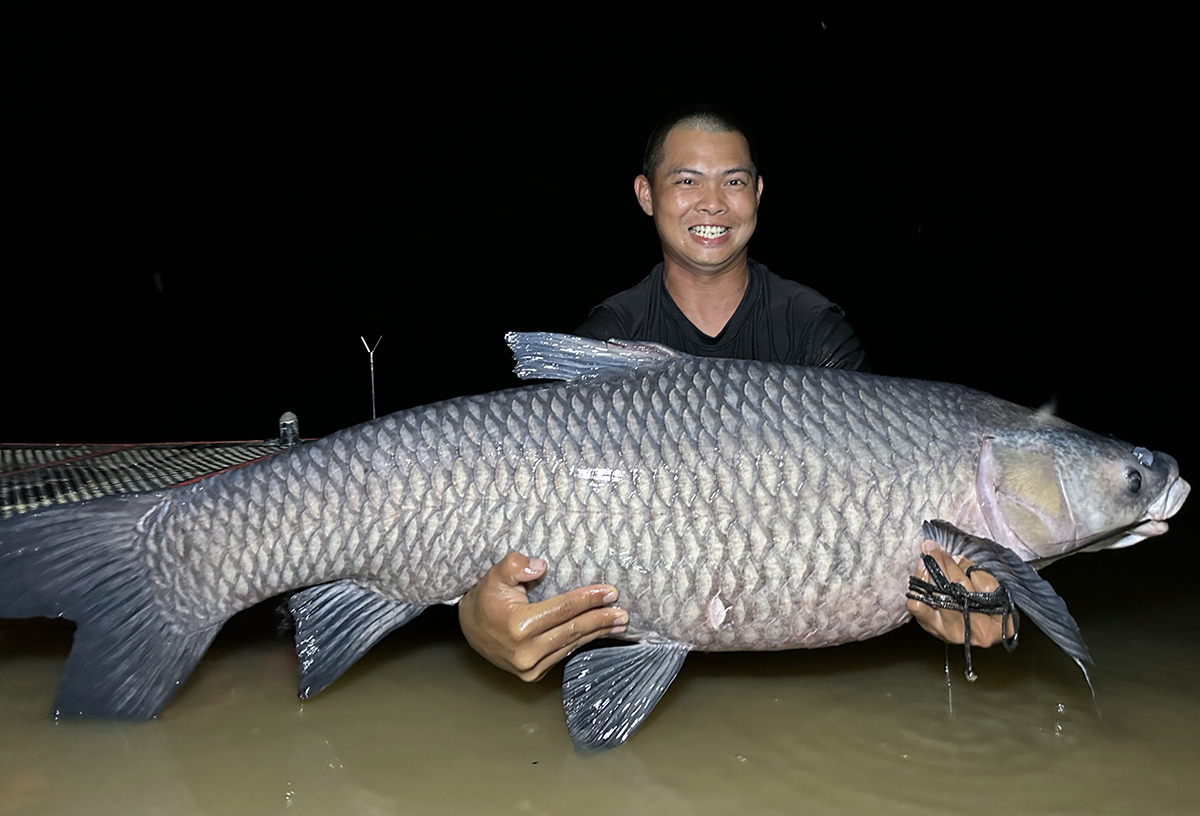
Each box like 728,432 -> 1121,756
1,538 -> 1197,816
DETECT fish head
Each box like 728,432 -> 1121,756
976,426 -> 1189,564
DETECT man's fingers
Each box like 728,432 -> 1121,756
911,542 -> 1014,646
919,543 -> 999,594
493,551 -> 547,588
513,584 -> 620,639
512,607 -> 630,681
525,621 -> 630,682
906,595 -> 940,629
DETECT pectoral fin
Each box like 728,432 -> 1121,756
562,639 -> 690,751
921,519 -> 1094,695
288,580 -> 425,699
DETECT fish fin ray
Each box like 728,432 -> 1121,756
562,639 -> 690,751
922,520 -> 1095,677
506,332 -> 681,383
0,495 -> 215,718
289,580 -> 425,699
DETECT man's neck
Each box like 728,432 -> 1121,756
661,258 -> 751,338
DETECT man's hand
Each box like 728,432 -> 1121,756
458,552 -> 629,682
907,539 -> 1015,647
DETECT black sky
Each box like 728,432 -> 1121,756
5,6 -> 1195,472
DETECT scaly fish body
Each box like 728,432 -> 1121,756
0,333 -> 1189,747
140,357 -> 1000,649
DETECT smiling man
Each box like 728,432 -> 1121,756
458,106 -> 1009,683
573,108 -> 866,368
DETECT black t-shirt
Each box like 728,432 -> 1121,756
573,260 -> 868,370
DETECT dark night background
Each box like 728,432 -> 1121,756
4,6 -> 1196,585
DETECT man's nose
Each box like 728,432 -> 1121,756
695,186 -> 727,214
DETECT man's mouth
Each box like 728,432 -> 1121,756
689,226 -> 730,239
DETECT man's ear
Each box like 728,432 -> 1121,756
634,174 -> 654,216
756,174 -> 763,205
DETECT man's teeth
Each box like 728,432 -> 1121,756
690,226 -> 729,238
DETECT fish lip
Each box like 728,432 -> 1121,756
1132,519 -> 1169,536
1148,476 -> 1190,521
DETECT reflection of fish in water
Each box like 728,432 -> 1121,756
0,333 -> 1190,749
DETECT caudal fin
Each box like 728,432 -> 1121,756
0,495 -> 219,719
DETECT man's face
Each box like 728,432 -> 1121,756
635,127 -> 763,277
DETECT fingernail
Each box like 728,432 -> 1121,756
602,589 -> 618,604
614,609 -> 629,626
922,540 -> 936,554
525,558 -> 546,575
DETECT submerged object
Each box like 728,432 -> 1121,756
0,333 -> 1189,749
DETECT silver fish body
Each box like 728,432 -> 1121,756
0,333 -> 1189,744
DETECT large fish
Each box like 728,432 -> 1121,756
0,333 -> 1189,749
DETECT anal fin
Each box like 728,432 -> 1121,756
288,580 -> 425,699
562,639 -> 690,751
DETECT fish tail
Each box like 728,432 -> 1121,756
0,495 -> 219,719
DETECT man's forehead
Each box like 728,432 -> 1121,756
661,127 -> 753,171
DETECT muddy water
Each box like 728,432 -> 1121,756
2,542 -> 1198,816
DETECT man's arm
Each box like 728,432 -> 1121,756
458,552 -> 629,682
798,304 -> 869,371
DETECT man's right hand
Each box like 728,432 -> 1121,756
458,552 -> 629,682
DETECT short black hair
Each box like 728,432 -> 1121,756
642,104 -> 759,182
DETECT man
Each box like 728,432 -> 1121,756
459,106 -> 1011,681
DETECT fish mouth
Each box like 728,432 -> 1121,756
1149,475 -> 1190,521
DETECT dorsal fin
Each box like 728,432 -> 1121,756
505,332 -> 681,383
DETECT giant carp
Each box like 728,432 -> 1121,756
0,333 -> 1189,749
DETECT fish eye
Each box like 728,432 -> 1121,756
1133,446 -> 1154,468
1124,467 -> 1142,494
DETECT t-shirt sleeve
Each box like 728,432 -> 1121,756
573,305 -> 630,341
799,305 -> 870,371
